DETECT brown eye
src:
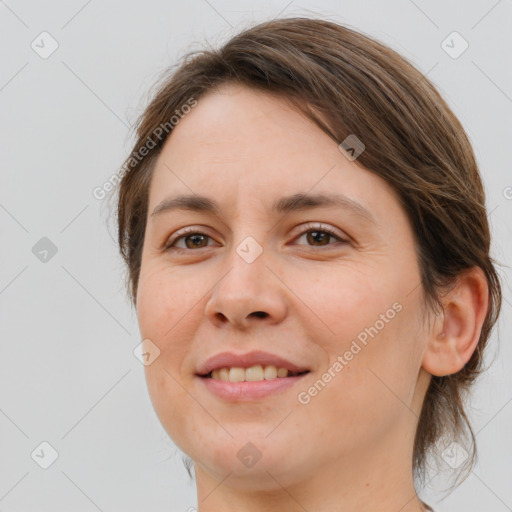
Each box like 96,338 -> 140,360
295,224 -> 348,248
165,230 -> 216,251
305,230 -> 332,246
164,223 -> 348,253
182,233 -> 209,249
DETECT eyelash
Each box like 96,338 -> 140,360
164,223 -> 348,252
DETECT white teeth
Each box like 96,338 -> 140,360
229,367 -> 245,382
263,365 -> 277,380
245,365 -> 264,381
210,364 -> 292,382
277,367 -> 288,378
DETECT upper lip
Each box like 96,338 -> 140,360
196,350 -> 310,376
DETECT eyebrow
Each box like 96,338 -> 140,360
150,192 -> 376,224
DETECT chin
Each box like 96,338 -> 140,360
191,434 -> 308,489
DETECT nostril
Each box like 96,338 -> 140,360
251,311 -> 268,318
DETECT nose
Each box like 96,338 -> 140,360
204,244 -> 288,330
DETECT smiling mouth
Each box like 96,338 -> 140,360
200,365 -> 310,382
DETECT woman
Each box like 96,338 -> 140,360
113,17 -> 502,511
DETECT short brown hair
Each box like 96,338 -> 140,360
113,16 -> 502,485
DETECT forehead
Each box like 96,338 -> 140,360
167,83 -> 329,164
147,83 -> 399,224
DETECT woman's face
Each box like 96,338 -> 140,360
136,83 -> 433,489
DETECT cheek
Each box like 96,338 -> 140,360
136,264 -> 200,343
301,310 -> 423,447
137,269 -> 197,435
143,365 -> 195,452
291,262 -> 421,390
289,263 -> 392,344
136,267 -> 198,411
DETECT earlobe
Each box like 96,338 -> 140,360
422,267 -> 489,377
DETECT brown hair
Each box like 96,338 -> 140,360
113,16 -> 502,486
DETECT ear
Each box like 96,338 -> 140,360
422,266 -> 489,377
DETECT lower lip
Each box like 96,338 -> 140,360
198,374 -> 308,401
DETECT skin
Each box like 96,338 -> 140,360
136,83 -> 489,512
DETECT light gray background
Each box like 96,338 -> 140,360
1,1 -> 511,511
